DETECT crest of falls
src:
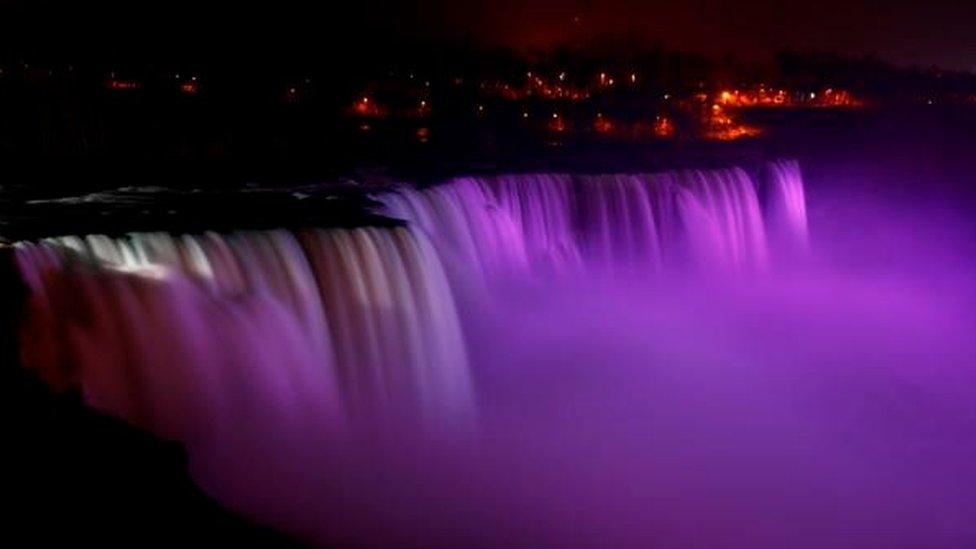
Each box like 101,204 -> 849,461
10,160 -> 976,547
14,227 -> 473,441
8,159 -> 836,545
379,161 -> 808,285
13,160 -> 808,438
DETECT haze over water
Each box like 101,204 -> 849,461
14,158 -> 976,546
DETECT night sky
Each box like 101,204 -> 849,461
1,0 -> 974,71
425,0 -> 976,70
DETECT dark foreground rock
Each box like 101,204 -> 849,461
1,248 -> 297,546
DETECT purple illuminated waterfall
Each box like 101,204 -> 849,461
761,159 -> 810,257
12,160 -> 809,457
25,159 -> 969,548
14,227 -> 473,439
381,163 -> 796,283
13,159 -> 809,448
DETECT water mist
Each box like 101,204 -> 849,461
13,160 -> 976,547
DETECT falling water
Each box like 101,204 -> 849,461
14,227 -> 473,440
13,161 -> 804,456
15,159 -> 972,547
381,165 -> 784,284
761,159 -> 810,258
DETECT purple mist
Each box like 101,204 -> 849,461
14,160 -> 976,546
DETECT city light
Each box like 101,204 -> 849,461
106,78 -> 141,91
715,86 -> 862,108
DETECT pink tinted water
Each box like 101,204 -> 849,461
15,160 -> 976,546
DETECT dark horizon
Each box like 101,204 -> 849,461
1,0 -> 974,72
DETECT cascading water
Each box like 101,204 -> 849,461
761,159 -> 810,258
12,160 -> 805,451
16,159 -> 973,547
14,226 -> 473,440
13,160 -> 807,498
380,165 -> 795,284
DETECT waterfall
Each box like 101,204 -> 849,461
15,160 -> 807,439
761,159 -> 810,258
574,174 -> 668,273
12,159 -> 976,548
378,163 -> 793,282
381,179 -> 535,286
14,227 -> 473,440
8,158 -> 829,544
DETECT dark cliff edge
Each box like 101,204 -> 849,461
1,246 -> 296,545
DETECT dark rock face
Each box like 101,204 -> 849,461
1,247 -> 294,545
